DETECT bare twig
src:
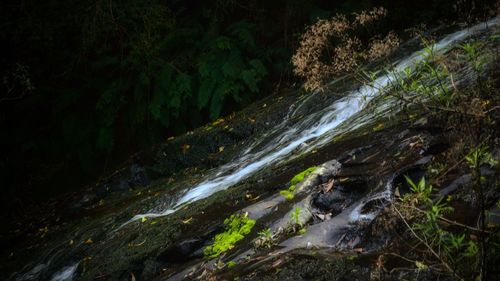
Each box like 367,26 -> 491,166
392,203 -> 464,281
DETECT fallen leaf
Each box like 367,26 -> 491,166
141,217 -> 147,223
272,258 -> 284,268
218,146 -> 225,153
181,144 -> 190,154
394,187 -> 401,197
339,177 -> 349,183
167,136 -> 175,141
84,238 -> 93,244
69,240 -> 74,245
415,261 -> 427,270
38,226 -> 49,233
182,217 -> 193,224
212,118 -> 225,126
324,179 -> 334,193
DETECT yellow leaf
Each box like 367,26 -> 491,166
141,217 -> 147,223
218,146 -> 225,153
212,118 -> 225,126
84,238 -> 93,244
69,240 -> 74,245
373,123 -> 385,131
167,136 -> 175,141
181,144 -> 190,154
415,261 -> 427,270
182,217 -> 193,224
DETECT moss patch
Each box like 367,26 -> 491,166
280,166 -> 317,200
204,213 -> 256,258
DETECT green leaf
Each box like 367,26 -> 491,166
198,79 -> 216,109
215,36 -> 231,50
229,21 -> 256,48
176,73 -> 192,96
241,69 -> 259,92
209,85 -> 225,120
97,126 -> 114,152
249,59 -> 267,75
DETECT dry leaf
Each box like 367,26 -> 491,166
272,258 -> 284,268
181,144 -> 190,154
324,179 -> 335,192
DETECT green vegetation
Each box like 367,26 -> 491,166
255,228 -> 275,249
204,212 -> 256,259
289,206 -> 307,234
280,166 -> 317,200
290,207 -> 303,226
384,32 -> 500,280
2,0 -> 489,203
397,176 -> 484,280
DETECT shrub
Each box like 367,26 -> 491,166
292,7 -> 399,92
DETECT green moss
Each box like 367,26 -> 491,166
290,166 -> 317,186
280,166 -> 317,200
279,189 -> 295,200
204,213 -> 256,258
227,261 -> 237,268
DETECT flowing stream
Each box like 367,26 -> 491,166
13,16 -> 499,281
127,17 -> 499,224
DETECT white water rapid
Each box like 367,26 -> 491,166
126,17 -> 499,225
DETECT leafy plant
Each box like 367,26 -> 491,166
404,176 -> 433,202
254,228 -> 275,249
290,207 -> 302,227
465,146 -> 497,169
204,212 -> 256,258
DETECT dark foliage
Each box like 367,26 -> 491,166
0,0 -> 495,200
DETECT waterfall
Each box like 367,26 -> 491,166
126,17 -> 499,224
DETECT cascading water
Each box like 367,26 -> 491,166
14,17 -> 499,281
126,17 -> 499,224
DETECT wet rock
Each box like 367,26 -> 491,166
422,142 -> 450,156
157,238 -> 205,264
312,189 -> 349,214
317,160 -> 342,184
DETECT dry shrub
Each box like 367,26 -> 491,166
291,15 -> 350,91
354,6 -> 388,26
292,7 -> 399,92
365,32 -> 400,60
